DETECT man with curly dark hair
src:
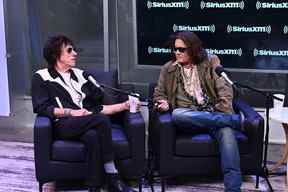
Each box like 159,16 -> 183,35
153,32 -> 242,192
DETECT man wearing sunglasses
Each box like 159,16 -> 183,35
32,35 -> 136,192
153,32 -> 242,192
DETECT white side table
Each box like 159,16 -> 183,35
269,107 -> 288,183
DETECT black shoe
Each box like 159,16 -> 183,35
107,173 -> 137,192
88,187 -> 101,192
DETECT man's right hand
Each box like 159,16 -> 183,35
70,109 -> 92,116
155,99 -> 169,112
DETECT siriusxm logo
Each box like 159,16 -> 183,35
206,48 -> 242,56
148,46 -> 171,54
254,49 -> 288,56
256,2 -> 288,9
227,25 -> 271,34
147,1 -> 190,9
173,24 -> 215,33
200,1 -> 245,9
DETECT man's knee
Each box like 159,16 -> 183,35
172,108 -> 190,122
172,109 -> 182,122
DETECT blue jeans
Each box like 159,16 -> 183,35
172,108 -> 242,192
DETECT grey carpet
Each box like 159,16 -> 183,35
0,140 -> 287,192
0,141 -> 37,192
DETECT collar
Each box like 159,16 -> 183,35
167,61 -> 178,73
48,67 -> 79,82
168,61 -> 195,73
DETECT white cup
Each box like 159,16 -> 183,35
273,94 -> 285,108
128,94 -> 140,113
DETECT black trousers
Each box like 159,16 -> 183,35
54,113 -> 114,182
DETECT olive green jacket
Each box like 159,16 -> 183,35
153,54 -> 234,114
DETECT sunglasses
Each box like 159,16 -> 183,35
173,47 -> 189,53
67,47 -> 77,54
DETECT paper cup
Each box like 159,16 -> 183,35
128,95 -> 140,113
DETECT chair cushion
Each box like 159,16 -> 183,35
111,124 -> 130,160
175,130 -> 249,157
52,140 -> 87,162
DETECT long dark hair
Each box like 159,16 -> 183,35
171,32 -> 207,65
43,35 -> 74,68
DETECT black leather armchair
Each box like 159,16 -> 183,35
149,83 -> 265,191
34,70 -> 145,191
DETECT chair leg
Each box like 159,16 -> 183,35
148,174 -> 155,192
161,178 -> 165,192
255,174 -> 260,188
39,182 -> 43,192
138,177 -> 143,192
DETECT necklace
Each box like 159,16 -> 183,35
183,67 -> 192,79
182,67 -> 193,89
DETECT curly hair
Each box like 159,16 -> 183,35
171,32 -> 207,65
43,35 -> 74,68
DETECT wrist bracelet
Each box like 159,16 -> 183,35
64,108 -> 71,117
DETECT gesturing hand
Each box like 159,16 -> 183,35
156,99 -> 169,112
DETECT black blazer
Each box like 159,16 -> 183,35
32,67 -> 104,119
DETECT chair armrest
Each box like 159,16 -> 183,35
153,111 -> 176,160
123,111 -> 145,161
34,116 -> 53,168
233,99 -> 264,144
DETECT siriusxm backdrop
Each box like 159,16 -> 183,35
137,0 -> 288,70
